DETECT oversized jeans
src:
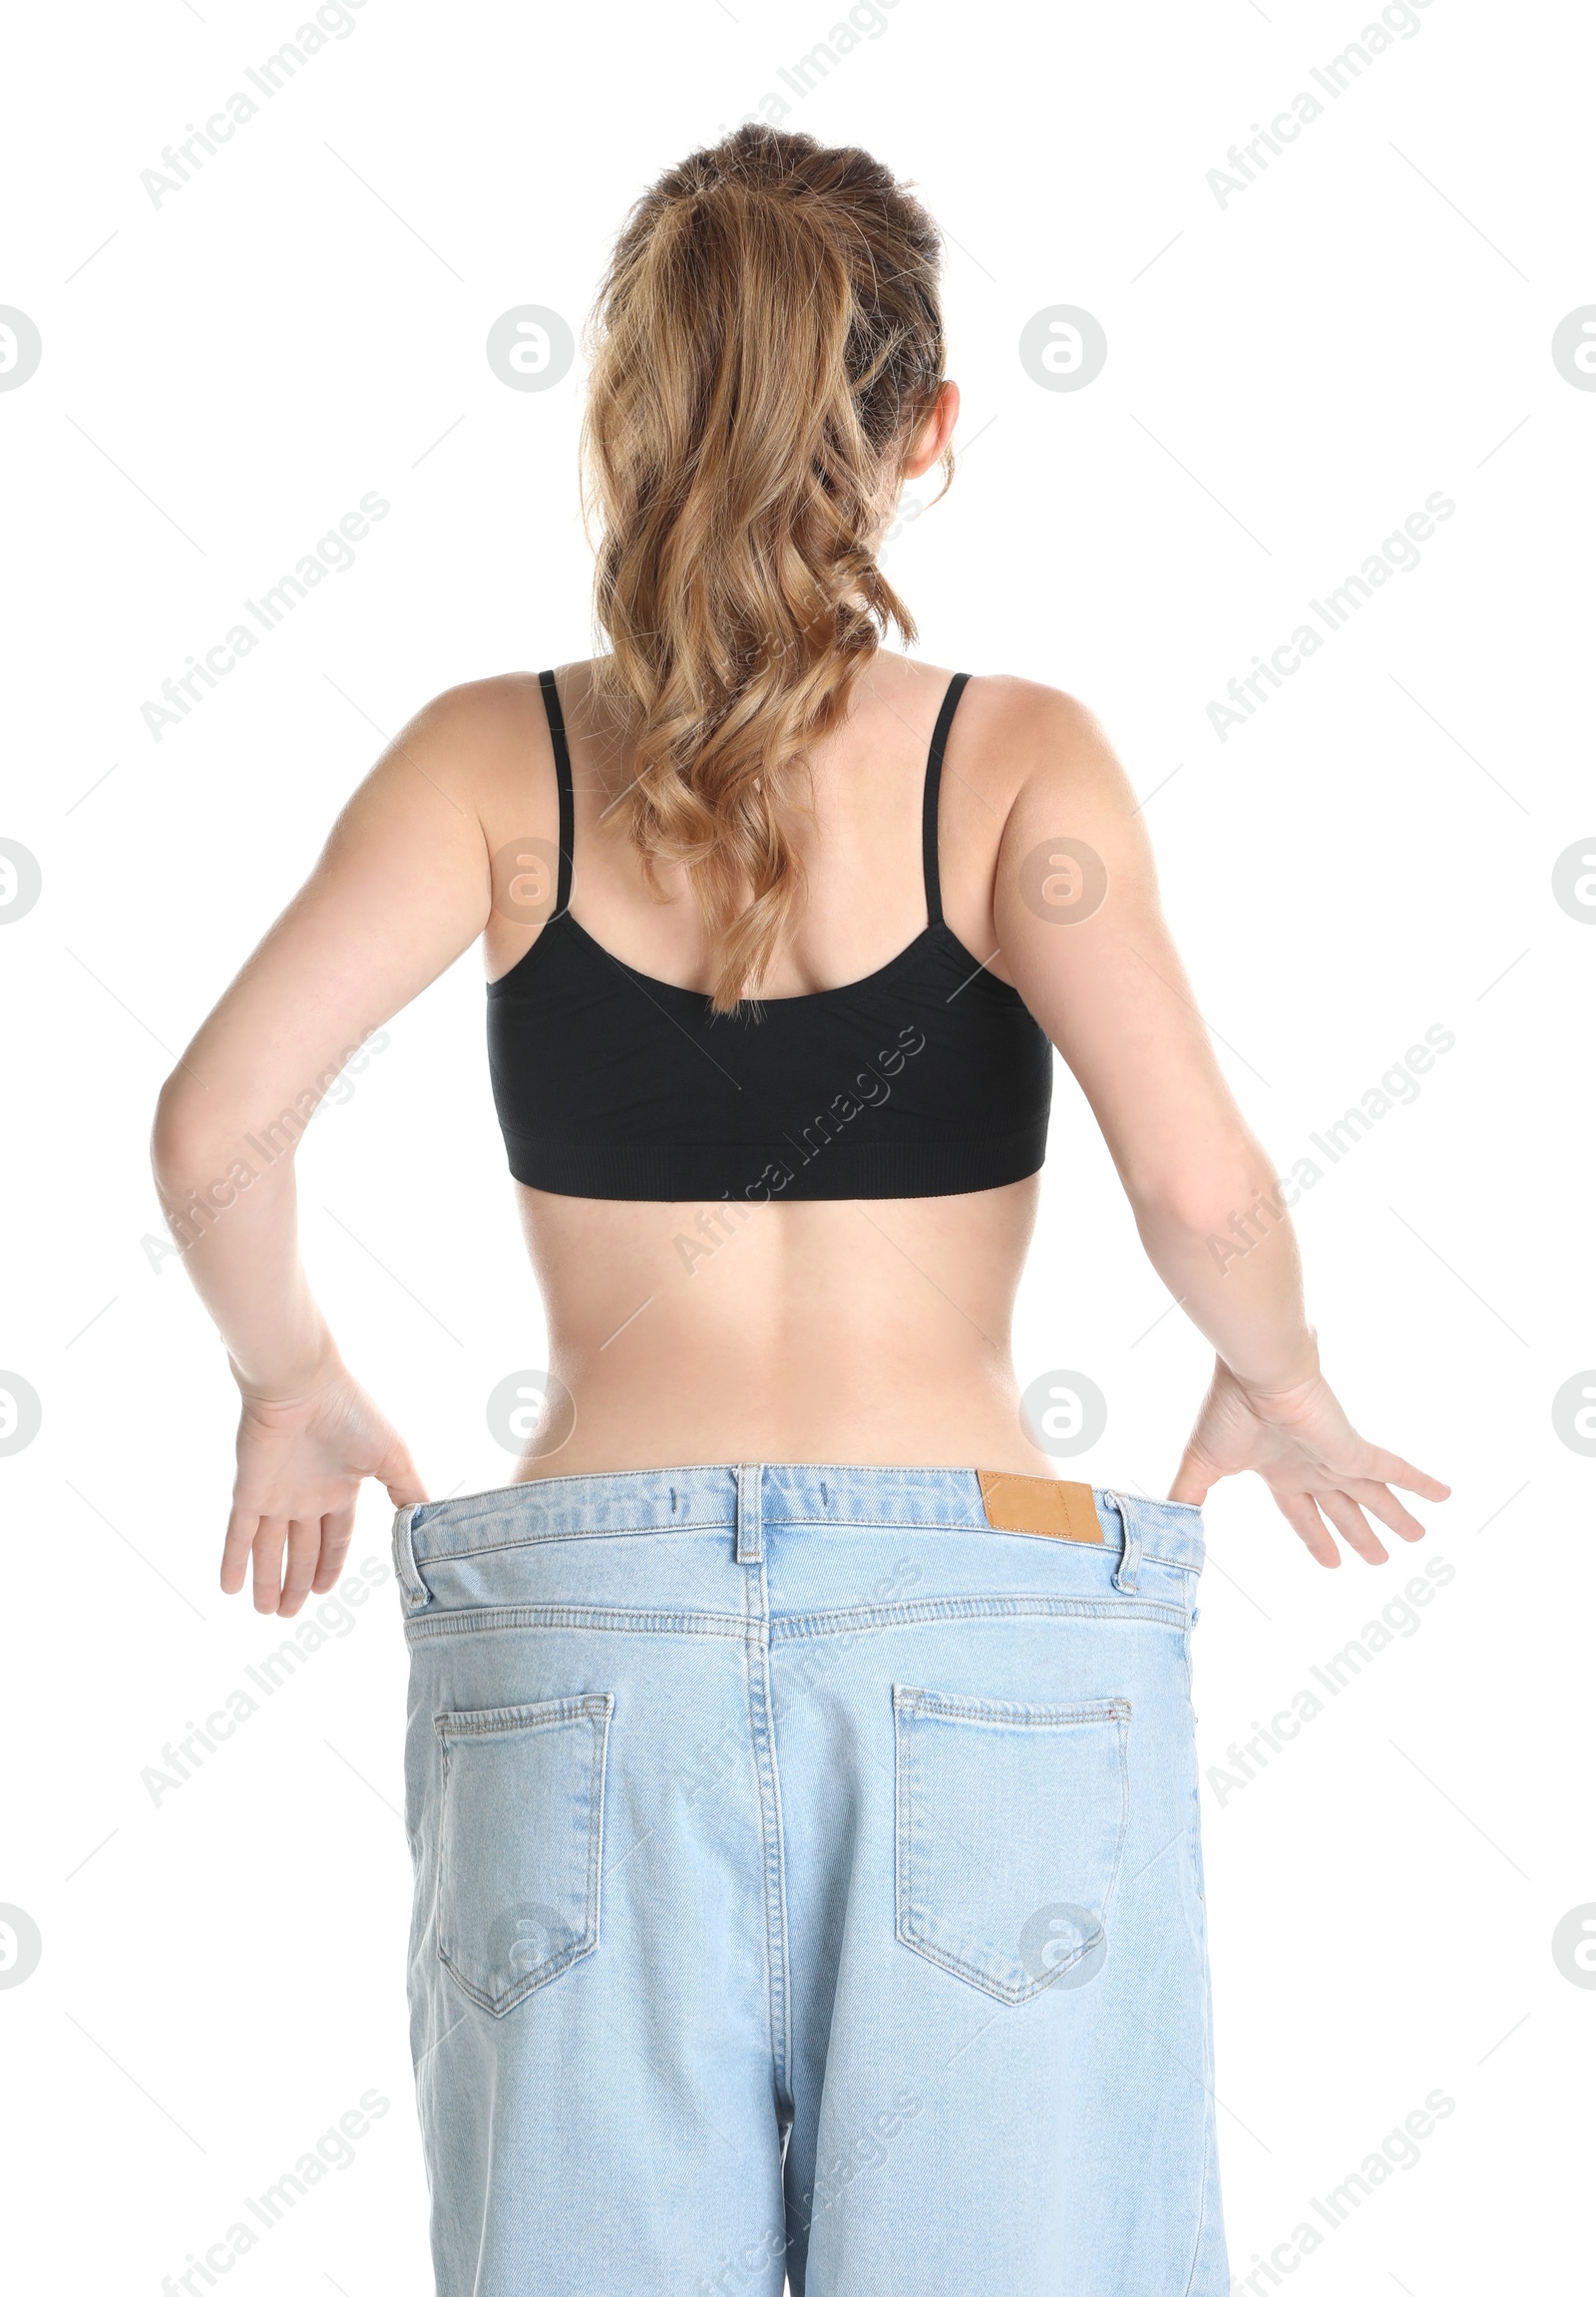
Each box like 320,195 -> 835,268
392,1465 -> 1228,2295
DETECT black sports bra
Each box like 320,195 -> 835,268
486,669 -> 1053,1203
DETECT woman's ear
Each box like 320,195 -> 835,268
901,380 -> 961,482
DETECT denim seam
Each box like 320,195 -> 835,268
894,1701 -> 912,1992
772,1595 -> 1188,1641
978,1531 -> 1199,1576
405,1606 -> 759,1644
897,1927 -> 1100,2004
894,1690 -> 1131,1728
404,1597 -> 1190,1645
433,1694 -> 611,1738
1180,1632 -> 1207,1906
1181,1994 -> 1217,2296
1181,1588 -> 1217,2296
408,1520 -> 732,1563
778,1519 -> 1202,1567
741,1559 -> 792,2104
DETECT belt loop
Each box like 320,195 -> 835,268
1109,1490 -> 1141,1594
391,1503 -> 431,1612
735,1464 -> 763,1564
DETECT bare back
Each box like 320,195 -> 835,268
476,653 -> 1050,1478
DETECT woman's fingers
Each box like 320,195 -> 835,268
1168,1442 -> 1216,1506
1362,1446 -> 1450,1504
278,1520 -> 322,1616
1345,1478 -> 1427,1544
227,1504 -> 361,1616
250,1518 -> 290,1613
1164,1359 -> 1449,1571
381,1436 -> 427,1510
223,1378 -> 422,1610
1317,1489 -> 1389,1566
1275,1490 -> 1340,1568
220,1504 -> 257,1594
312,1507 -> 357,1593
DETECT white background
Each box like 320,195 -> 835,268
1,1 -> 1591,2291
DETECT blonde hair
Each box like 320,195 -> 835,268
581,125 -> 953,1012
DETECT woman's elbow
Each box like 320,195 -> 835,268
151,1072 -> 232,1190
1120,1137 -> 1279,1242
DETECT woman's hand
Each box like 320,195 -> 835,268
221,1361 -> 426,1616
1170,1357 -> 1448,1566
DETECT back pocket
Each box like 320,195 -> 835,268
893,1685 -> 1129,2005
433,1694 -> 613,2016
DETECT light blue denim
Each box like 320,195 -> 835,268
392,1465 -> 1227,2295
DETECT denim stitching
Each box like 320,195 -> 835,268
587,1699 -> 610,1994
406,1606 -> 759,1644
433,1694 -> 611,1737
432,1700 -> 612,2017
893,1918 -> 1102,2006
407,1596 -> 1189,1647
407,1520 -> 732,1562
895,1689 -> 1130,1728
741,1551 -> 792,2104
406,1514 -> 1202,1571
894,1698 -> 913,1981
1181,1995 -> 1217,2296
773,1595 -> 1188,1641
892,1696 -> 1133,2006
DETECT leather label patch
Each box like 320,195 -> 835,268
978,1473 -> 1103,1544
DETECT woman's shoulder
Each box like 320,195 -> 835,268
396,667 -> 549,751
397,660 -> 618,773
384,659 -> 1128,831
961,669 -> 1112,752
942,669 -> 1132,825
362,668 -> 574,836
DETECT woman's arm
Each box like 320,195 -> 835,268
151,678 -> 537,1613
997,686 -> 1448,1566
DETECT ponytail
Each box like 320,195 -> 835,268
581,125 -> 952,1012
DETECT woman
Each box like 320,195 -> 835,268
152,126 -> 1446,2297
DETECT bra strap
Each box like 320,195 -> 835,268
538,668 -> 575,916
922,670 -> 971,929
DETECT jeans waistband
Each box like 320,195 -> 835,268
390,1464 -> 1205,1613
